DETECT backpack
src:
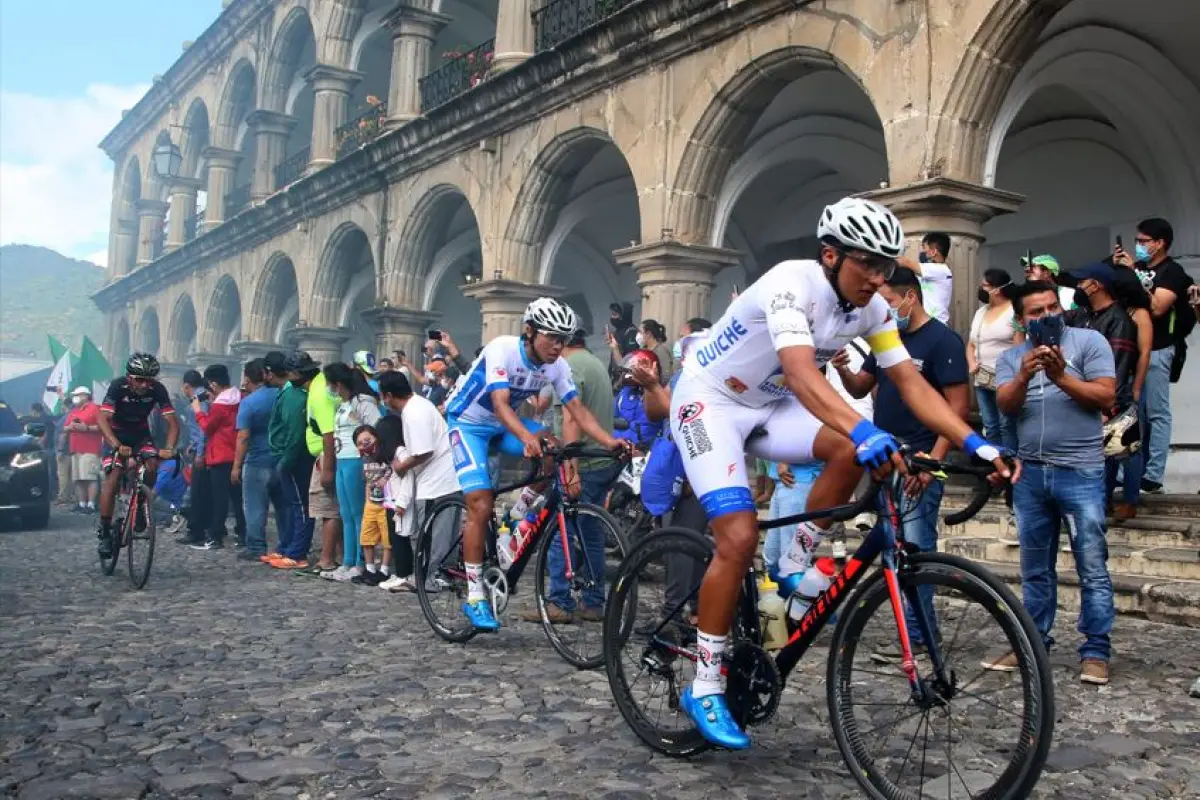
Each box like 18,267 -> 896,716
1168,273 -> 1196,383
641,431 -> 686,517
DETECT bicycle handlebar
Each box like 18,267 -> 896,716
850,451 -> 1008,527
516,442 -> 629,484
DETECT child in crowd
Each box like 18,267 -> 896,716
380,442 -> 417,593
353,424 -> 393,586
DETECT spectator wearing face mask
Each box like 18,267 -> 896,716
607,302 -> 639,357
968,268 -> 1018,451
898,232 -> 953,324
422,356 -> 450,408
614,349 -> 665,448
1021,254 -> 1076,312
635,320 -> 673,384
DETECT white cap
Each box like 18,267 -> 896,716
70,386 -> 91,397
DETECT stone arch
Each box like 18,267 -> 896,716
204,275 -> 243,354
262,6 -> 318,113
249,251 -> 301,342
309,222 -> 376,326
215,59 -> 258,150
315,0 -> 370,69
391,184 -> 482,308
166,294 -> 199,362
112,317 -> 132,365
180,98 -> 212,182
666,46 -> 880,244
502,127 -> 637,284
112,156 -> 142,277
135,307 -> 161,354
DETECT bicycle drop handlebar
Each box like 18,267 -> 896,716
515,441 -> 630,485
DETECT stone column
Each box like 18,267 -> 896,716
360,306 -> 439,364
113,219 -> 138,277
613,241 -> 743,340
135,199 -> 170,266
157,362 -> 191,397
382,4 -> 451,127
189,351 -> 240,380
247,110 -> 298,201
288,326 -> 351,368
164,178 -> 202,251
865,178 -> 1024,337
461,280 -> 564,342
306,65 -> 363,170
201,147 -> 242,231
492,0 -> 536,74
229,340 -> 278,365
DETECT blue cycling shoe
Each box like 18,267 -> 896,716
681,688 -> 751,750
462,600 -> 500,631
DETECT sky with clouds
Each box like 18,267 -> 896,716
0,1 -> 223,267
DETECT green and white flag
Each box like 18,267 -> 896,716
78,336 -> 115,401
43,335 -> 73,414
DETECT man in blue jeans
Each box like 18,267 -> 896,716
832,267 -> 970,660
233,358 -> 283,561
993,281 -> 1117,685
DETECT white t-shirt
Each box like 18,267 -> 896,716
681,260 -> 909,408
919,262 -> 953,325
334,394 -> 382,459
388,446 -> 417,538
400,393 -> 460,500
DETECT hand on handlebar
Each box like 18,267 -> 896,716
117,445 -> 132,458
521,433 -> 545,460
156,448 -> 176,461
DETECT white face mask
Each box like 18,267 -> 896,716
635,332 -> 646,347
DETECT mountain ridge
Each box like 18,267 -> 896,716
0,244 -> 106,359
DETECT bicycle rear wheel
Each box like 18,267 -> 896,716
827,553 -> 1053,800
533,502 -> 627,669
126,485 -> 156,589
603,528 -> 713,757
414,497 -> 477,643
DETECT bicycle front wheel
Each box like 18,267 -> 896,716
533,502 -> 627,669
126,486 -> 156,589
414,497 -> 477,644
827,552 -> 1054,800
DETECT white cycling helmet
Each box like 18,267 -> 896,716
523,297 -> 578,336
817,197 -> 904,259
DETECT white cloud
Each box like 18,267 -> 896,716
0,83 -> 150,261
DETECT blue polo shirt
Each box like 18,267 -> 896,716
236,386 -> 280,468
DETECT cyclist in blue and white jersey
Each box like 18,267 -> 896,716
445,298 -> 629,631
670,197 -> 1013,749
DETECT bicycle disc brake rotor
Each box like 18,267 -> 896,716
481,566 -> 509,615
725,643 -> 782,728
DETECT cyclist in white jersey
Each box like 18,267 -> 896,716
445,298 -> 628,632
670,197 -> 1012,749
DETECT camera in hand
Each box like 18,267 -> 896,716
428,329 -> 443,341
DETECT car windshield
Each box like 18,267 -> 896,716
0,401 -> 22,436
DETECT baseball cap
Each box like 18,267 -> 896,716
1068,262 -> 1116,290
286,351 -> 320,375
263,351 -> 289,374
70,386 -> 91,397
353,350 -> 377,376
1021,254 -> 1060,276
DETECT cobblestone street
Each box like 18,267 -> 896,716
2,511 -> 1199,799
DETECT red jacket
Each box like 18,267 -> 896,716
195,388 -> 241,466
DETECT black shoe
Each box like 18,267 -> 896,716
97,528 -> 114,559
237,550 -> 264,562
178,533 -> 204,545
1140,479 -> 1164,495
351,570 -> 380,586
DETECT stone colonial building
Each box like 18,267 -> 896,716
95,0 -> 1199,480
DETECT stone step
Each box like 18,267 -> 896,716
943,536 -> 1200,583
959,558 -> 1200,629
942,485 -> 1200,520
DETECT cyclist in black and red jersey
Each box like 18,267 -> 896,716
96,353 -> 180,557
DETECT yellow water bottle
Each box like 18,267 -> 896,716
757,574 -> 789,651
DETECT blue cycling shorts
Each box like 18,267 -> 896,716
447,416 -> 544,494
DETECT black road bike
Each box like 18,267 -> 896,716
603,451 -> 1054,800
98,454 -> 163,589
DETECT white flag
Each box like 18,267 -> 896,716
43,352 -> 72,415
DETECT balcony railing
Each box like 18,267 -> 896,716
336,101 -> 387,160
225,183 -> 251,217
186,208 -> 204,242
274,146 -> 310,189
419,39 -> 495,112
534,0 -> 636,52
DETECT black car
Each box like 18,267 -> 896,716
0,400 -> 51,529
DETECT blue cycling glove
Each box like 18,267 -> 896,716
964,432 -> 1003,463
849,421 -> 900,469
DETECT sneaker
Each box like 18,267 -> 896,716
319,566 -> 347,581
378,575 -> 404,591
681,688 -> 751,750
352,570 -> 384,586
270,557 -> 308,570
1140,479 -> 1164,495
980,651 -> 1019,672
190,540 -> 221,551
164,515 -> 186,534
1080,658 -> 1110,685
521,603 -> 574,624
330,566 -> 357,583
97,527 -> 114,559
462,599 -> 501,631
576,605 -> 604,623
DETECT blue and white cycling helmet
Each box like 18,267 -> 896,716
817,197 -> 904,259
523,297 -> 578,336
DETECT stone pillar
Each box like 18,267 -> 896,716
461,280 -> 563,342
229,340 -> 278,365
113,219 -> 138,277
864,178 -> 1024,337
613,241 -> 743,341
288,326 -> 351,368
164,179 -> 202,251
190,351 -> 240,380
247,110 -> 298,201
135,199 -> 170,266
492,0 -> 536,74
382,4 -> 451,127
201,147 -> 242,230
158,361 -> 191,397
305,65 -> 363,170
360,306 -> 439,363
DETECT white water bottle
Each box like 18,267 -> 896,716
496,522 -> 515,570
786,557 -> 837,621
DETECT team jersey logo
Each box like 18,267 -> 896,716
724,377 -> 748,394
494,368 -> 507,378
677,402 -> 704,424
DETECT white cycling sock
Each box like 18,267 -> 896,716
692,631 -> 727,698
778,521 -> 826,578
466,562 -> 485,602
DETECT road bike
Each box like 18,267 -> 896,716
603,450 -> 1054,800
98,453 -> 168,589
415,442 -> 630,668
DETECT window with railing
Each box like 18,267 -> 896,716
534,0 -> 636,52
336,98 -> 388,159
419,39 -> 495,112
186,207 -> 205,242
274,146 -> 310,189
225,183 -> 251,217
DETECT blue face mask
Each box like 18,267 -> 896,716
918,252 -> 931,264
888,300 -> 912,332
1135,242 -> 1152,263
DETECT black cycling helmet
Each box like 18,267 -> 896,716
126,352 -> 160,378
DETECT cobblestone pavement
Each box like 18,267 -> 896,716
2,511 -> 1199,799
